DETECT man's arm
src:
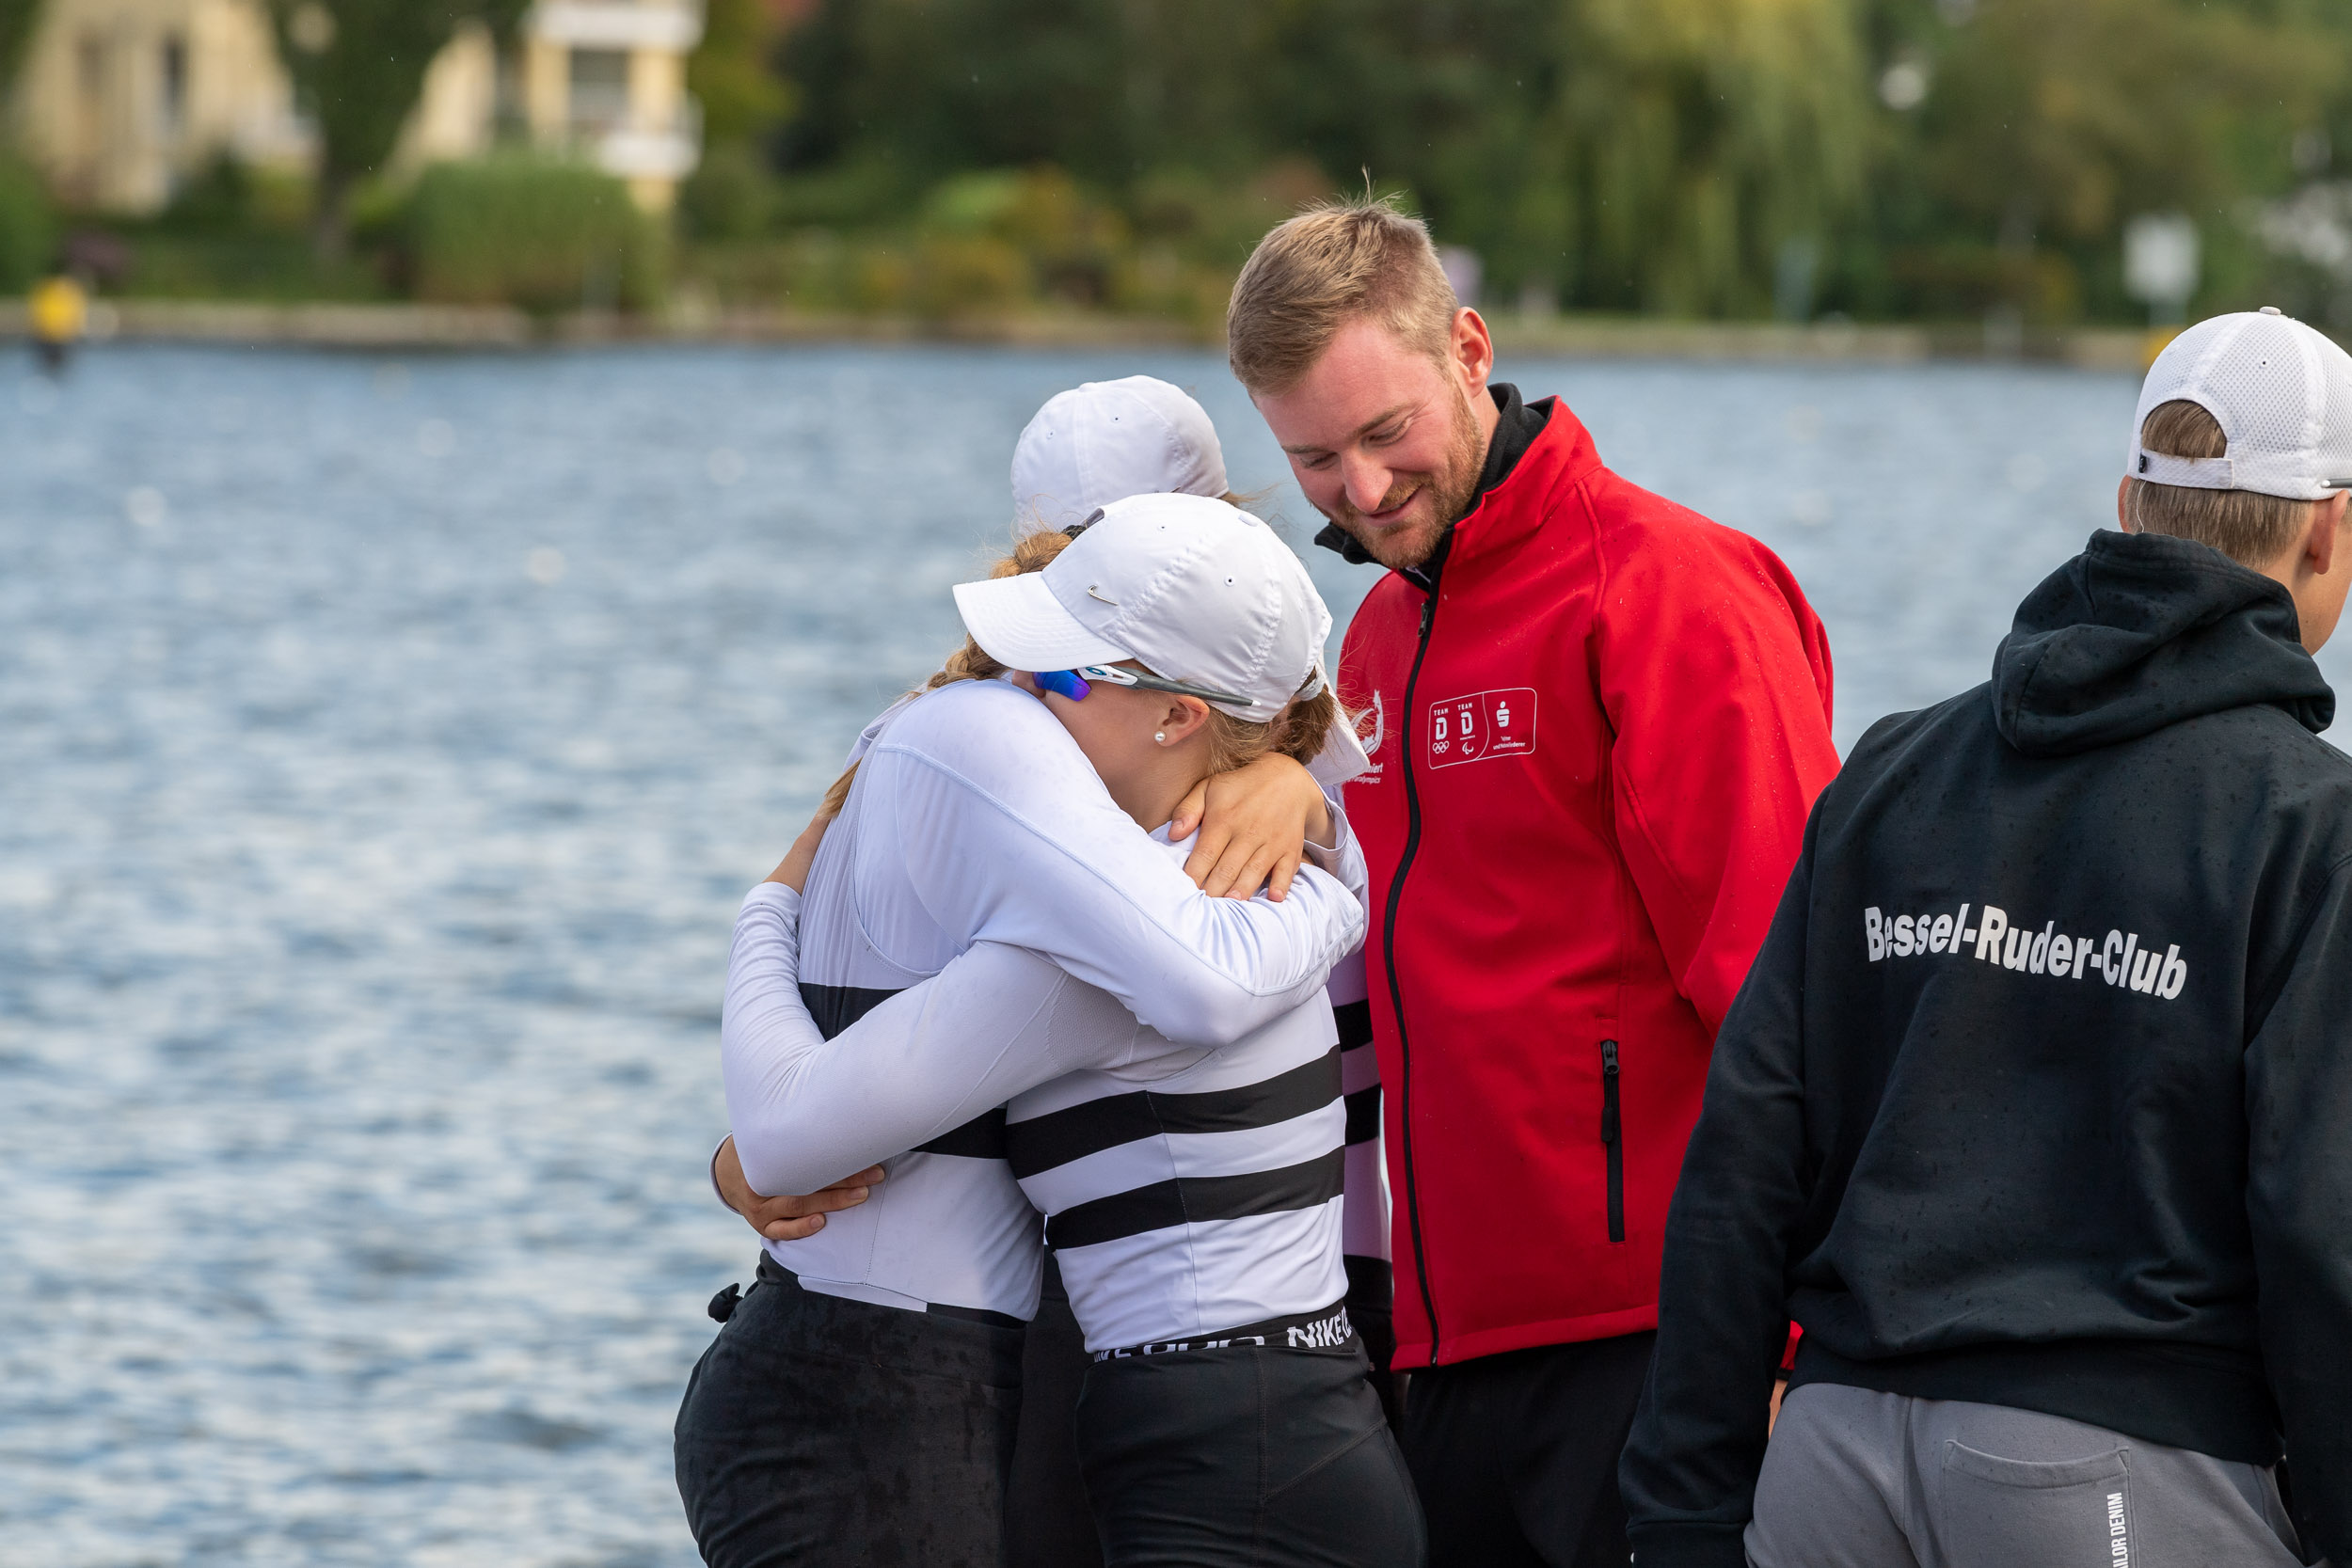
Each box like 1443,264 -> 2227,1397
1619,808 -> 1818,1568
2244,860 -> 2352,1567
1594,521 -> 1838,1033
723,882 -> 1144,1197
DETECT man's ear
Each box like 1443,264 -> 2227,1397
2308,490 -> 2350,577
1452,308 -> 1494,400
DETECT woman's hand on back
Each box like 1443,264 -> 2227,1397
1171,753 -> 1333,901
712,1135 -> 883,1242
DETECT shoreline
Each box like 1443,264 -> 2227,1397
0,299 -> 2158,370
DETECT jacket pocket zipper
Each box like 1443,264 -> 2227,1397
1600,1039 -> 1625,1243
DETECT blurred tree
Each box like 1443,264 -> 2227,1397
1855,0 -> 2348,320
0,0 -> 41,107
692,0 -> 794,150
763,0 -> 2352,323
265,0 -> 530,258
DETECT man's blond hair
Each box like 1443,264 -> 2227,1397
2126,400 -> 2312,567
1227,196 -> 1460,396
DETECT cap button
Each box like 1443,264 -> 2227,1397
2261,305 -> 2284,315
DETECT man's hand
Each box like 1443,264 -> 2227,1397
764,810 -> 830,892
1170,753 -> 1333,901
712,1134 -> 882,1242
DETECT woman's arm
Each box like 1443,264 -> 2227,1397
723,883 -> 1141,1196
876,684 -> 1365,1046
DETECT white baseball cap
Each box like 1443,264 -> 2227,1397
2129,308 -> 2352,500
954,493 -> 1325,722
1010,376 -> 1230,537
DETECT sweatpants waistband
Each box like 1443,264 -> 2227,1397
1091,1301 -> 1354,1363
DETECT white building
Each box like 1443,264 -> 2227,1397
9,0 -> 707,214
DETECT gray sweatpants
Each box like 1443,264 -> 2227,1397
1747,1383 -> 2310,1568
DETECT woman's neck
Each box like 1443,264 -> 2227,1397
1104,749 -> 1212,834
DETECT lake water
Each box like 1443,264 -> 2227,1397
3,342 -> 2337,1567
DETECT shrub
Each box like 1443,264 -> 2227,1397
680,144 -> 780,241
408,156 -> 665,314
0,155 -> 58,291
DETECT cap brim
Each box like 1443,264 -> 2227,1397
953,573 -> 1130,672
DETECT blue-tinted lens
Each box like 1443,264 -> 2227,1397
1032,669 -> 1090,701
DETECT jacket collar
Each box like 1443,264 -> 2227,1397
1314,383 -> 1597,594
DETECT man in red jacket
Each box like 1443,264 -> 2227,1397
1227,199 -> 1840,1566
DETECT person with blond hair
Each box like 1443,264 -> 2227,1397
1225,197 -> 1841,1565
1621,309 -> 2352,1568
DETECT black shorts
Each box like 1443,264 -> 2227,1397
675,1256 -> 1025,1568
1074,1336 -> 1426,1568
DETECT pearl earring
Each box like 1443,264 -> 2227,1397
1154,731 -> 1167,743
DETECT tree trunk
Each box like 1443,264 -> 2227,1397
311,163 -> 354,265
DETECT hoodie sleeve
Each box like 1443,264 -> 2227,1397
1592,511 -> 1839,1034
1618,804 -> 1818,1568
2243,858 -> 2352,1568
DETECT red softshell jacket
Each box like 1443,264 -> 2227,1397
1340,400 -> 1839,1370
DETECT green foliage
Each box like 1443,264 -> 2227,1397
1850,0 -> 2350,321
265,0 -> 531,245
680,143 -> 781,241
755,0 -> 2352,323
0,153 -> 56,290
691,0 -> 792,149
408,156 -> 664,313
0,0 -> 40,103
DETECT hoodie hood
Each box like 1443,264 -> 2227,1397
1992,530 -> 2333,757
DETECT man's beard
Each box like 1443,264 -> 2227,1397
1321,394 -> 1488,571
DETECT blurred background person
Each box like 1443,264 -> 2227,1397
26,262 -> 84,373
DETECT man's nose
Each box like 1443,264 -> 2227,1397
1341,451 -> 1391,514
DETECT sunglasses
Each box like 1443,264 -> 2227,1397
1031,663 -> 1254,709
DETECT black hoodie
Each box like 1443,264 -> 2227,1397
1622,531 -> 2352,1568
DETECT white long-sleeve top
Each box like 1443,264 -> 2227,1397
723,676 -> 1366,1322
728,848 -> 1365,1350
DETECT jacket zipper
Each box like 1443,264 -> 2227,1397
1600,1039 -> 1625,1243
1385,592 -> 1443,1358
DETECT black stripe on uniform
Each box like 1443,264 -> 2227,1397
1044,1148 -> 1346,1250
1344,1085 -> 1382,1146
800,981 -> 900,1039
1333,1000 -> 1374,1049
802,981 -> 1006,1160
1005,1046 -> 1342,1179
915,1107 -> 1009,1159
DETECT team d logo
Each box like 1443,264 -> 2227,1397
1427,688 -> 1537,768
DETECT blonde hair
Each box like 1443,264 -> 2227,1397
814,527 -> 1336,822
2126,400 -> 2312,567
1227,195 -> 1459,397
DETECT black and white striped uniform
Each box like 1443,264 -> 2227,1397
731,869 -> 1374,1353
723,676 -> 1366,1323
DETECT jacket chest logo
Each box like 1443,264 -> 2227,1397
1426,688 -> 1538,768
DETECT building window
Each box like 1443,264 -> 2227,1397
567,48 -> 630,131
161,33 -> 188,133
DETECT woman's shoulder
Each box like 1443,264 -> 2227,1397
872,678 -> 1097,803
884,676 -> 1058,752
